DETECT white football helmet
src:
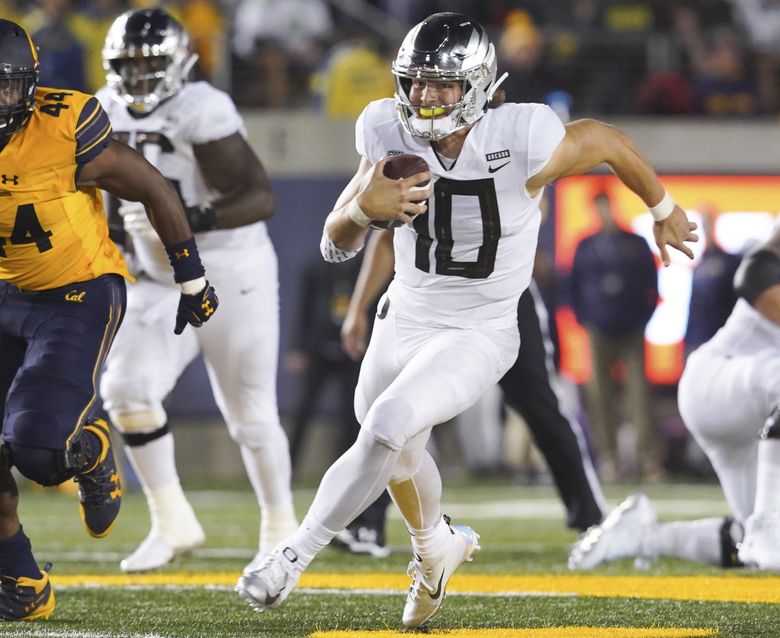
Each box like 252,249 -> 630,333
392,13 -> 502,140
102,8 -> 198,114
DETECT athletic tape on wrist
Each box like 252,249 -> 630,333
346,198 -> 371,227
649,191 -> 676,222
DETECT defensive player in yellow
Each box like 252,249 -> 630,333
0,19 -> 218,620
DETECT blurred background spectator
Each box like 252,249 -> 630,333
570,192 -> 661,483
231,0 -> 334,107
26,0 -> 88,91
285,253 -> 363,476
684,206 -> 742,357
497,9 -> 557,105
7,0 -> 780,117
311,34 -> 393,118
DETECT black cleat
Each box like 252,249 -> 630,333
75,418 -> 122,538
0,563 -> 55,621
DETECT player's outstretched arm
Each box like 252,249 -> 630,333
79,138 -> 219,333
341,229 -> 395,360
526,118 -> 698,266
323,157 -> 432,257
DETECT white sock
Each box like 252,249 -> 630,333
123,433 -> 201,542
259,505 -> 299,553
753,439 -> 780,514
645,518 -> 725,566
145,482 -> 202,543
239,433 -> 294,511
284,512 -> 339,570
239,441 -> 297,551
409,516 -> 452,563
124,432 -> 179,490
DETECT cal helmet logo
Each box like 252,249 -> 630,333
485,150 -> 510,162
65,290 -> 86,302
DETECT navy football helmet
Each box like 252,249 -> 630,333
392,13 -> 503,140
0,20 -> 39,142
102,8 -> 197,114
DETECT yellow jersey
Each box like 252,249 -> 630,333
0,87 -> 131,290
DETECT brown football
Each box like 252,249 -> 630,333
370,154 -> 430,230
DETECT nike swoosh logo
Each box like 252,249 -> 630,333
264,591 -> 281,606
488,161 -> 510,173
429,570 -> 445,600
413,551 -> 422,562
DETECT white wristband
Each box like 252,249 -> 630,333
180,276 -> 206,295
649,191 -> 676,222
346,198 -> 371,227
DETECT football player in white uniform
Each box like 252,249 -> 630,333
236,12 -> 697,627
96,8 -> 297,573
569,228 -> 780,572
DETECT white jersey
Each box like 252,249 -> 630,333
96,81 -> 271,284
699,298 -> 780,356
356,98 -> 565,329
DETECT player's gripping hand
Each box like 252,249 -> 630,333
174,280 -> 219,334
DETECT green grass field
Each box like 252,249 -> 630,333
7,481 -> 780,638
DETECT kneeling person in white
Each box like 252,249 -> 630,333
97,9 -> 297,572
569,230 -> 780,572
236,12 -> 697,627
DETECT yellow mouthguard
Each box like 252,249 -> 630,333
419,106 -> 446,118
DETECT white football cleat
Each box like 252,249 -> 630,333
236,546 -> 303,612
120,523 -> 205,573
738,511 -> 780,571
243,550 -> 269,576
568,493 -> 657,571
402,518 -> 481,629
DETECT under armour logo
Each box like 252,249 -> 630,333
201,299 -> 215,317
65,290 -> 86,302
1,174 -> 18,185
174,249 -> 190,260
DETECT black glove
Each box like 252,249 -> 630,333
174,281 -> 219,334
184,205 -> 217,233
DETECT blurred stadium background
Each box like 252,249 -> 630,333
10,0 -> 780,486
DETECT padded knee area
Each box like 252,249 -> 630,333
362,395 -> 416,451
108,406 -> 167,434
390,432 -> 429,483
6,442 -> 72,487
